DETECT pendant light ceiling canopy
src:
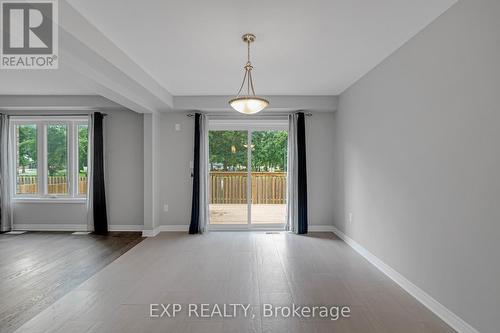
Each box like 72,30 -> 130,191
229,34 -> 269,114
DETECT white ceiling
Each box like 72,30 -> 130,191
0,0 -> 456,100
65,0 -> 456,96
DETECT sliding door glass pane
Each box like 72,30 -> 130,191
250,130 -> 288,224
47,124 -> 68,195
209,130 -> 248,224
78,124 -> 88,195
16,124 -> 38,195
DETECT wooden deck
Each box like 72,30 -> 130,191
209,204 -> 286,224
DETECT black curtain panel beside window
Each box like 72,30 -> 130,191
92,112 -> 108,234
296,112 -> 308,234
189,113 -> 201,234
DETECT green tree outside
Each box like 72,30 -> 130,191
209,130 -> 288,172
78,124 -> 88,176
17,124 -> 89,177
47,125 -> 67,176
251,131 -> 288,172
17,125 -> 37,175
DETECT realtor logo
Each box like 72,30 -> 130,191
1,0 -> 58,69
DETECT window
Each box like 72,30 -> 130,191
15,124 -> 38,195
12,118 -> 89,199
47,124 -> 68,194
77,124 -> 88,195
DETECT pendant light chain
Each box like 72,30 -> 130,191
247,39 -> 256,95
247,39 -> 251,95
236,38 -> 255,97
247,38 -> 251,64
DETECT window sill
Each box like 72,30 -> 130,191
12,198 -> 87,204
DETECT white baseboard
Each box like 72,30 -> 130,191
8,224 -> 355,234
14,224 -> 144,232
13,223 -> 187,235
142,225 -> 188,236
308,225 -> 335,232
154,225 -> 331,233
159,225 -> 189,232
14,224 -> 87,231
331,226 -> 479,333
142,226 -> 160,237
108,225 -> 143,232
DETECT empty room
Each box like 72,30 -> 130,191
0,1 -> 498,332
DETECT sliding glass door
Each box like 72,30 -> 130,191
208,130 -> 248,225
208,123 -> 288,229
250,130 -> 287,225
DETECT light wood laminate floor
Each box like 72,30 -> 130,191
11,232 -> 455,333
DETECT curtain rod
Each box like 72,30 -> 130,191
6,113 -> 107,117
186,112 -> 312,117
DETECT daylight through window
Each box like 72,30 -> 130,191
13,118 -> 89,199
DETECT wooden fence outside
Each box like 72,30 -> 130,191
18,173 -> 283,202
210,171 -> 286,204
17,175 -> 88,194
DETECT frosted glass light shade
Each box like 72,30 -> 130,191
229,97 -> 269,114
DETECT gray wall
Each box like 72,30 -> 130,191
158,112 -> 194,226
13,203 -> 87,227
333,1 -> 499,332
158,111 -> 336,227
12,108 -> 144,228
306,112 -> 336,226
104,109 -> 144,226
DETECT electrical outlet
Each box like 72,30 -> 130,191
175,123 -> 181,131
164,204 -> 169,212
348,212 -> 353,223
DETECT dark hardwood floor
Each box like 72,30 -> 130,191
0,231 -> 144,333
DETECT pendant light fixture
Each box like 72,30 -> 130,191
229,33 -> 269,114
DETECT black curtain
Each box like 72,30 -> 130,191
189,113 -> 201,234
297,112 -> 308,234
93,112 -> 108,235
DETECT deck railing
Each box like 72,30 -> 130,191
17,175 -> 88,194
18,173 -> 285,202
210,171 -> 286,204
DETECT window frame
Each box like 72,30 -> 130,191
75,121 -> 89,197
10,117 -> 89,201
